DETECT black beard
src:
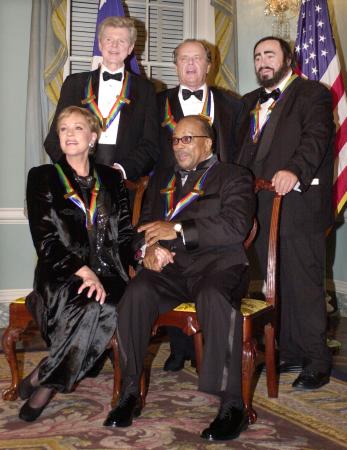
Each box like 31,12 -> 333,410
256,62 -> 290,89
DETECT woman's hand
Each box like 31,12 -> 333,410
75,265 -> 106,304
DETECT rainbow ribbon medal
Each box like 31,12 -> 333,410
162,161 -> 217,221
161,89 -> 212,132
82,72 -> 131,131
250,73 -> 298,143
55,163 -> 100,229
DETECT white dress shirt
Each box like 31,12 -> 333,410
178,84 -> 215,123
97,65 -> 127,178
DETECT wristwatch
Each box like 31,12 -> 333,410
173,222 -> 182,235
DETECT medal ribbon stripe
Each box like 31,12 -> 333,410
162,89 -> 212,132
55,163 -> 100,229
83,72 -> 131,131
250,74 -> 298,143
164,161 -> 217,221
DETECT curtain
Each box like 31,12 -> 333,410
25,0 -> 67,175
211,0 -> 238,92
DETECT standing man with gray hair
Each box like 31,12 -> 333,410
45,17 -> 159,180
156,38 -> 244,371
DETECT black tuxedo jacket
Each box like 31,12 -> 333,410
44,69 -> 159,180
138,159 -> 255,277
156,86 -> 243,169
234,76 -> 335,236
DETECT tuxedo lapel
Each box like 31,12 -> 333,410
211,87 -> 228,152
170,87 -> 184,121
91,69 -> 100,103
255,77 -> 299,163
116,71 -> 133,146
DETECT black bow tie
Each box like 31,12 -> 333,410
259,88 -> 281,104
182,89 -> 204,101
178,168 -> 191,179
103,71 -> 123,82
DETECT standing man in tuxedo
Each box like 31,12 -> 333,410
235,36 -> 335,389
104,115 -> 255,441
44,17 -> 159,180
157,38 -> 244,371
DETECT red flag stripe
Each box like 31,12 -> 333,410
335,118 -> 347,158
330,73 -> 346,111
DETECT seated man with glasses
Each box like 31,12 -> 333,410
104,115 -> 255,441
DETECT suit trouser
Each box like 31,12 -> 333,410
117,264 -> 248,406
255,229 -> 331,372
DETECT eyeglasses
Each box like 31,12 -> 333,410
171,135 -> 210,146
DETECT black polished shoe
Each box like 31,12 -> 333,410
201,407 -> 248,441
103,394 -> 142,428
292,369 -> 330,390
277,360 -> 303,374
163,353 -> 186,372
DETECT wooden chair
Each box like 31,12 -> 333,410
1,176 -> 149,403
113,178 -> 282,424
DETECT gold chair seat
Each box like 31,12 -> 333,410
14,297 -> 26,304
173,298 -> 269,317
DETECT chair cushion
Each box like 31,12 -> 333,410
173,298 -> 269,317
174,302 -> 196,312
240,298 -> 269,316
14,297 -> 26,304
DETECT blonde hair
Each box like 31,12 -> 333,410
98,16 -> 137,45
57,106 -> 101,140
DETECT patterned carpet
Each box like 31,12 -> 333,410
1,343 -> 347,450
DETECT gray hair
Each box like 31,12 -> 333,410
173,39 -> 212,64
98,16 -> 137,45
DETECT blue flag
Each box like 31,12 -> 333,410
91,0 -> 140,74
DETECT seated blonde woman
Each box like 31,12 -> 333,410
19,106 -> 134,422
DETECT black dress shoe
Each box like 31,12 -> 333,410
103,394 -> 142,427
277,360 -> 304,374
292,369 -> 330,390
163,354 -> 186,372
201,407 -> 248,441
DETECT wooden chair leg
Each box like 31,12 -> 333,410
242,338 -> 257,424
193,331 -> 203,374
1,326 -> 24,401
264,322 -> 278,398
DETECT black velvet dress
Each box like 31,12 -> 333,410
26,156 -> 134,393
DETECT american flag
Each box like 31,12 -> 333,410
91,0 -> 140,74
295,0 -> 347,216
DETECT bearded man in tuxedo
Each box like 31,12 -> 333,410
104,115 -> 255,441
44,16 -> 159,180
157,38 -> 244,371
235,36 -> 335,390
